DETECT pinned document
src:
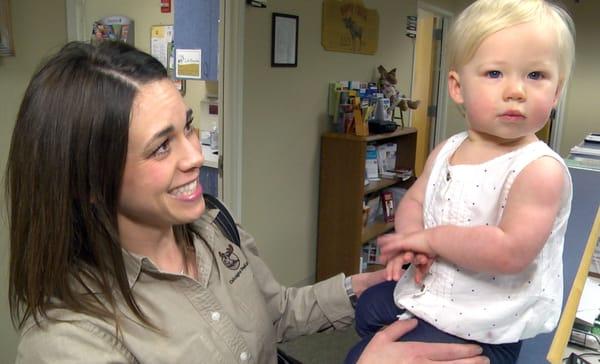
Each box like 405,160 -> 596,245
175,49 -> 202,79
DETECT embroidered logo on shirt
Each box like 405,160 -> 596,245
218,244 -> 240,270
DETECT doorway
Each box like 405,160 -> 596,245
410,3 -> 451,176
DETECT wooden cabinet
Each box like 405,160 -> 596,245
174,0 -> 219,80
316,128 -> 417,280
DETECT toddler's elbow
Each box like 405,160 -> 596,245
494,254 -> 530,274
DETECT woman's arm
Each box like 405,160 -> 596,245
239,227 -> 354,341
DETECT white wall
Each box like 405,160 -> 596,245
242,0 -> 417,285
560,1 -> 600,155
241,0 -> 600,288
0,1 -> 67,360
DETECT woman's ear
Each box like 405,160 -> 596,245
448,70 -> 464,104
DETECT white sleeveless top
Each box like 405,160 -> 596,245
393,132 -> 572,344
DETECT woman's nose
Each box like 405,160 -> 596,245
179,132 -> 204,171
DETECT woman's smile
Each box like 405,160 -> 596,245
169,178 -> 203,200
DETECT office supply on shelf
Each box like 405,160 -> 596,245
565,352 -> 594,364
570,137 -> 600,158
570,328 -> 600,351
584,133 -> 600,143
575,276 -> 600,326
571,146 -> 600,157
570,276 -> 600,349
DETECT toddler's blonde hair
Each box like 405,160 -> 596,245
447,0 -> 575,87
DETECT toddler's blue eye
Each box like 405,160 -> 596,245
528,72 -> 542,80
487,71 -> 501,78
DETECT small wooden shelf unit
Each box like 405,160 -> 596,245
316,127 -> 417,280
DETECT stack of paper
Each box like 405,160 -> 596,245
575,276 -> 600,326
571,145 -> 600,157
570,134 -> 600,157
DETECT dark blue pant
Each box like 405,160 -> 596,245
345,280 -> 522,364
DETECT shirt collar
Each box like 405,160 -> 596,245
121,208 -> 220,289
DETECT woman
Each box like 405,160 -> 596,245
6,41 -> 488,364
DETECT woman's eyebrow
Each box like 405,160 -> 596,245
143,124 -> 175,154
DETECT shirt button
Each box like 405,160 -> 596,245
211,311 -> 221,321
240,351 -> 249,361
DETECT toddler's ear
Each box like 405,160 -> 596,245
448,71 -> 464,104
552,82 -> 563,107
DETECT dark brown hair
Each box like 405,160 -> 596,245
6,41 -> 195,330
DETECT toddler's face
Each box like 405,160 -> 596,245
449,21 -> 561,144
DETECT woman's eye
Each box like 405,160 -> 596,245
486,70 -> 502,79
153,140 -> 170,157
184,117 -> 195,136
528,71 -> 543,80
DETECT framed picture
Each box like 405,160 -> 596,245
0,0 -> 14,56
271,13 -> 298,67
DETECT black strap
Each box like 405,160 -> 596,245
203,194 -> 241,247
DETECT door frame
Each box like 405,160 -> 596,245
66,0 -> 86,41
220,0 -> 244,221
413,1 -> 453,149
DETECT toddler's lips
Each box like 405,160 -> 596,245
499,111 -> 525,121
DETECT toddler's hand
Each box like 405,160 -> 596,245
385,254 -> 412,281
413,254 -> 434,284
378,230 -> 434,260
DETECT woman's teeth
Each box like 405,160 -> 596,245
170,180 -> 197,196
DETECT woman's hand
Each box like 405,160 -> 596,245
349,269 -> 387,298
357,319 -> 489,364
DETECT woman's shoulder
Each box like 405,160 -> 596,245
18,310 -> 134,363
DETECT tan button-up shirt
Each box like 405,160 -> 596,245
17,209 -> 354,363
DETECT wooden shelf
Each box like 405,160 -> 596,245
316,128 -> 417,280
362,220 -> 394,243
364,177 -> 402,195
364,177 -> 397,194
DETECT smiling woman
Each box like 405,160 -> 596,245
118,79 -> 205,253
6,41 -> 416,364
